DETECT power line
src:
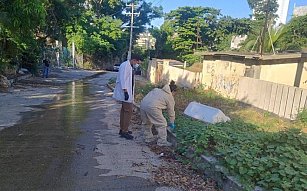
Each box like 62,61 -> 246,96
125,1 -> 140,60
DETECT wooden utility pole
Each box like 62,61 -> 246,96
196,21 -> 202,49
125,1 -> 139,60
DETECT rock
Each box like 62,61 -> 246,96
0,75 -> 11,88
18,68 -> 30,75
18,70 -> 25,75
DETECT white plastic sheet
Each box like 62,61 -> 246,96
184,101 -> 230,124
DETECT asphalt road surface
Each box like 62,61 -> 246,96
0,72 -> 180,191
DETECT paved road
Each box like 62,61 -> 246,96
0,72 -> 180,191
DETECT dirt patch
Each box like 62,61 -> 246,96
149,145 -> 218,191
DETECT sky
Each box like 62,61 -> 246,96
147,0 -> 307,27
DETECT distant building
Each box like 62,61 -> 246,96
293,5 -> 307,17
231,35 -> 247,50
135,32 -> 156,50
275,0 -> 290,26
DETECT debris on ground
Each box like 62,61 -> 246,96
149,145 -> 218,191
131,112 -> 219,191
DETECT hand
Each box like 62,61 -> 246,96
124,92 -> 129,101
169,123 -> 176,130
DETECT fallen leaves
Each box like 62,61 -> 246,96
149,145 -> 218,191
130,98 -> 218,191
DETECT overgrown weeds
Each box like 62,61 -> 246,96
135,80 -> 307,190
175,115 -> 307,191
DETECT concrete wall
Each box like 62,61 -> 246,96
202,60 -> 246,98
259,63 -> 297,86
147,59 -> 158,84
149,60 -> 201,88
299,61 -> 307,89
147,53 -> 307,119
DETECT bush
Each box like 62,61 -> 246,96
175,116 -> 307,191
297,108 -> 307,124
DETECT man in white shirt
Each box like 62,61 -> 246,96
112,54 -> 141,140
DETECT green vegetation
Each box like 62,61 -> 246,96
150,6 -> 251,63
135,83 -> 307,191
0,0 -> 162,75
149,0 -> 306,65
176,117 -> 307,191
297,109 -> 307,125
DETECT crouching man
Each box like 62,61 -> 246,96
140,81 -> 177,146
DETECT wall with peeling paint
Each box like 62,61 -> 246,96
201,60 -> 246,98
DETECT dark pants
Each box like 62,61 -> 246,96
120,102 -> 133,132
43,66 -> 49,78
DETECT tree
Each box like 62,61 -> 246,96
246,0 -> 279,54
64,0 -> 162,67
165,6 -> 221,56
42,0 -> 86,41
216,17 -> 251,51
0,0 -> 47,73
150,24 -> 178,59
151,6 -> 251,63
277,15 -> 307,51
247,0 -> 278,21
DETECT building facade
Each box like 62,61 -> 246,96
293,5 -> 307,17
275,0 -> 290,26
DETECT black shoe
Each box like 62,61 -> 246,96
119,130 -> 132,135
120,132 -> 134,140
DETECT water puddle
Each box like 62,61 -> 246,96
0,81 -> 90,190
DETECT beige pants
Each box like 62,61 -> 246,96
120,102 -> 133,132
140,108 -> 167,143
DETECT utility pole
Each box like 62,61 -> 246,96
125,1 -> 139,60
146,31 -> 151,59
196,21 -> 202,50
72,41 -> 75,68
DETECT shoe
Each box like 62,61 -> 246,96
119,130 -> 132,135
120,132 -> 134,140
157,140 -> 172,147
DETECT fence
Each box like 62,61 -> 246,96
237,77 -> 307,119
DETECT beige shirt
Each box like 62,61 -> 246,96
140,84 -> 175,123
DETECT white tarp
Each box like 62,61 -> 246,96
184,101 -> 230,124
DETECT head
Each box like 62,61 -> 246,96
169,80 -> 177,95
130,54 -> 142,65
